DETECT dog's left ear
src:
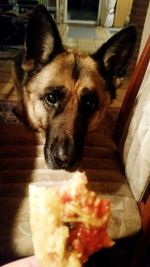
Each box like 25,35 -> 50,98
92,25 -> 137,98
23,4 -> 64,70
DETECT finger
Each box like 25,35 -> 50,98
2,256 -> 40,267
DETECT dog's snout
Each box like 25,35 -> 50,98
44,118 -> 85,169
54,135 -> 74,166
57,145 -> 68,163
44,133 -> 80,169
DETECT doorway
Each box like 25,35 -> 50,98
65,0 -> 101,25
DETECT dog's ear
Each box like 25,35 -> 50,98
92,25 -> 137,98
23,4 -> 64,70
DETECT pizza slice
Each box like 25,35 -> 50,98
29,172 -> 114,267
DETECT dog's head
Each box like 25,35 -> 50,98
13,5 -> 136,170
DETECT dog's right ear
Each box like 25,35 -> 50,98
22,4 -> 64,71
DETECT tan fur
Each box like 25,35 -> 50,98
16,50 -> 111,134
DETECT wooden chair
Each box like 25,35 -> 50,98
114,35 -> 150,266
115,35 -> 150,223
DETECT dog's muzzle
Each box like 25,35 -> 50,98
44,133 -> 83,170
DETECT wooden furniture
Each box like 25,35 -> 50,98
114,35 -> 150,266
114,35 -> 150,145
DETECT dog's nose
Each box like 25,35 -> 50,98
54,136 -> 74,166
44,130 -> 84,170
57,146 -> 68,163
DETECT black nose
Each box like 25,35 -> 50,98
53,136 -> 74,168
57,145 -> 68,163
44,134 -> 80,169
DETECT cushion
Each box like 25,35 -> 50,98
123,61 -> 150,201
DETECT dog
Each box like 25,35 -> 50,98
12,4 -> 136,170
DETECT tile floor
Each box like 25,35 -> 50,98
58,24 -> 112,52
0,24 -> 129,107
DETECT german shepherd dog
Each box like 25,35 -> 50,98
13,5 -> 136,170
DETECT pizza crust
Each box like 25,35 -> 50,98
29,172 -> 113,267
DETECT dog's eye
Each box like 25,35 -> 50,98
45,89 -> 65,106
79,88 -> 99,115
84,97 -> 96,110
45,92 -> 58,105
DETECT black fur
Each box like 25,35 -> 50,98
92,25 -> 137,98
25,4 -> 64,64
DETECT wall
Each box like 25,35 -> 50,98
114,0 -> 133,27
128,0 -> 149,74
139,1 -> 150,57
